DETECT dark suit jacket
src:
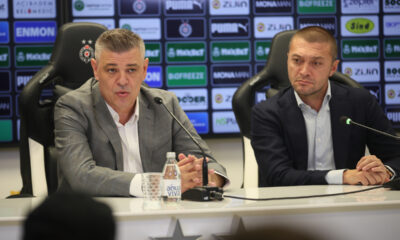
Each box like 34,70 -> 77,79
251,81 -> 400,187
54,78 -> 227,196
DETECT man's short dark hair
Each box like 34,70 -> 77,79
23,192 -> 115,240
95,28 -> 145,62
290,26 -> 338,60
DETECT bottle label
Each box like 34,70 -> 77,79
163,179 -> 181,198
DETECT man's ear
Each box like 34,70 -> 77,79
91,58 -> 98,79
329,59 -> 340,77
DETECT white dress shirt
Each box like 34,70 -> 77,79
106,98 -> 144,196
294,82 -> 345,184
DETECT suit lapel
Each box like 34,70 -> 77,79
138,90 -> 154,172
91,79 -> 124,171
330,82 -> 352,169
279,89 -> 309,170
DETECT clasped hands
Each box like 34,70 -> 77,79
177,153 -> 224,193
343,155 -> 392,185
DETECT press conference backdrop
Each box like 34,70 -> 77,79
0,0 -> 399,145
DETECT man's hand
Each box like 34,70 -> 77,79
343,155 -> 390,185
177,153 -> 224,193
343,169 -> 387,185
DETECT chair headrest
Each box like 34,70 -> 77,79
264,30 -> 296,90
49,22 -> 107,89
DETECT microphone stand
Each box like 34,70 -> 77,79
154,97 -> 223,201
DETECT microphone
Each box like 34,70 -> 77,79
154,97 -> 223,201
340,116 -> 400,140
340,116 -> 400,190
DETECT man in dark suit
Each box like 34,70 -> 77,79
251,26 -> 400,187
54,29 -> 227,196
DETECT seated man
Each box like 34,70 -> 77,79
54,29 -> 227,196
251,26 -> 400,187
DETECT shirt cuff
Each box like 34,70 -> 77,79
215,171 -> 230,188
129,174 -> 144,197
325,169 -> 346,185
385,165 -> 396,180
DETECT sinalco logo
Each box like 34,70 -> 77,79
74,0 -> 84,11
345,18 -> 374,34
133,0 -> 146,14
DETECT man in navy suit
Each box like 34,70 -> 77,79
251,26 -> 400,187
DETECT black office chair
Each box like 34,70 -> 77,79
18,22 -> 107,197
232,30 -> 362,188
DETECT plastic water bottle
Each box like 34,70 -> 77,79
162,152 -> 181,202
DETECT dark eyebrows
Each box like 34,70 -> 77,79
289,53 -> 325,61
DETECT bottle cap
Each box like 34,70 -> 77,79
166,152 -> 176,158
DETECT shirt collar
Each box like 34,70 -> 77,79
294,81 -> 331,108
106,97 -> 140,126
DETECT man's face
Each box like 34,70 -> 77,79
287,37 -> 339,99
91,48 -> 148,114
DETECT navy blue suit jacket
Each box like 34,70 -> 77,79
251,81 -> 400,186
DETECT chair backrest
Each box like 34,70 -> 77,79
232,29 -> 362,188
18,22 -> 107,197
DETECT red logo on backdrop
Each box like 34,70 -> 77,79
79,39 -> 95,63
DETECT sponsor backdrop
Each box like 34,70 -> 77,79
0,0 -> 59,144
1,0 -> 400,144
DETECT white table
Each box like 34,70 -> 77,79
1,185 -> 400,240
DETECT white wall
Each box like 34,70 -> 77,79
0,138 -> 243,199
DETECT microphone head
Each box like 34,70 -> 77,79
154,97 -> 163,104
340,116 -> 351,125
